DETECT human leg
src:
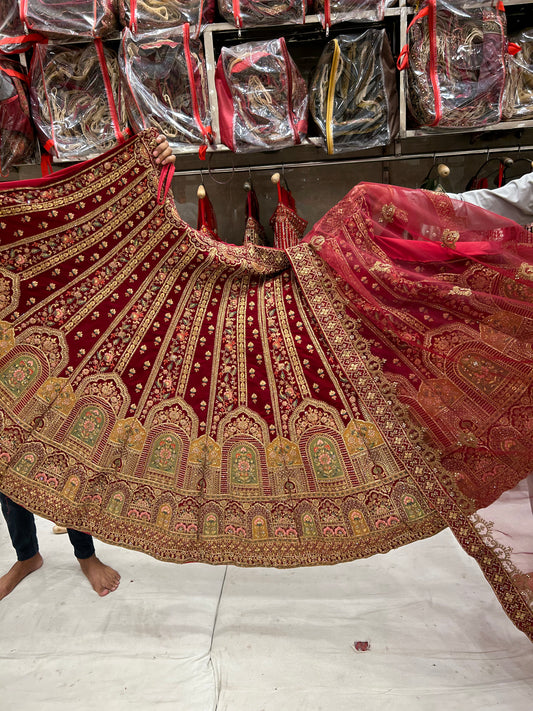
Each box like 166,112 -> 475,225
67,527 -> 121,596
0,493 -> 43,599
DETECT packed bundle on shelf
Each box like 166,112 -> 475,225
30,41 -> 129,161
215,37 -> 308,153
120,24 -> 212,154
315,0 -> 396,31
503,28 -> 533,120
0,0 -> 34,54
217,0 -> 309,28
20,0 -> 118,39
310,29 -> 398,154
401,0 -> 508,128
0,56 -> 37,173
118,0 -> 215,33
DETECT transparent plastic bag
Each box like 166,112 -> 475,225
217,0 -> 308,29
120,25 -> 212,153
403,0 -> 507,128
315,0 -> 396,31
0,56 -> 37,173
118,0 -> 215,33
216,37 -> 308,154
503,29 -> 533,120
20,0 -> 118,40
0,0 -> 35,54
30,41 -> 129,160
310,29 -> 398,154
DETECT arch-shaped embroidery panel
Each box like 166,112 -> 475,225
69,404 -> 108,449
229,441 -> 260,487
148,431 -> 183,476
0,349 -> 44,401
306,432 -> 346,482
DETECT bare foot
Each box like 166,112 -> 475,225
78,555 -> 120,596
0,553 -> 43,600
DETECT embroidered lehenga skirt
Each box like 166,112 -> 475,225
0,131 -> 532,640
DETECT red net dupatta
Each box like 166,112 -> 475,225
0,135 -> 532,640
299,181 -> 533,639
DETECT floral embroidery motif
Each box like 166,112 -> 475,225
441,228 -> 460,249
517,262 -> 533,281
70,406 -> 106,447
0,355 -> 40,397
230,443 -> 259,486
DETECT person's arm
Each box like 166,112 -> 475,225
448,171 -> 533,226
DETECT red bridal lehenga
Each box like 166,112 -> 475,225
0,130 -> 532,639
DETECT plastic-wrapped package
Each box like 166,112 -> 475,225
20,0 -> 118,40
217,0 -> 308,28
401,0 -> 508,128
309,29 -> 398,154
315,0 -> 396,31
0,0 -> 36,54
215,37 -> 308,154
503,29 -> 533,120
120,25 -> 212,154
0,57 -> 37,173
30,41 -> 129,160
118,0 -> 215,33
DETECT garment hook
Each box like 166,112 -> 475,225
244,165 -> 254,192
207,153 -> 235,185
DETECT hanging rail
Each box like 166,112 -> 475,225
173,144 -> 533,178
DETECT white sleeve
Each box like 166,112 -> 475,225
447,171 -> 533,226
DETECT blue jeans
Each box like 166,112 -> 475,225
0,492 -> 95,561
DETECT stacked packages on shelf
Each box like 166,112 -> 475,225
1,0 -> 532,167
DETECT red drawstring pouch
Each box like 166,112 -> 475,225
119,0 -> 215,35
217,0 -> 309,29
0,56 -> 37,174
215,37 -> 308,154
197,185 -> 219,240
120,24 -> 212,156
398,0 -> 508,128
20,0 -> 118,39
30,40 -> 129,161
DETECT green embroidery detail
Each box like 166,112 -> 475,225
148,433 -> 181,473
71,406 -> 106,447
230,443 -> 259,485
0,355 -> 40,397
308,434 -> 344,481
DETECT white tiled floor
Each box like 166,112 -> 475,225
1,516 -> 532,711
